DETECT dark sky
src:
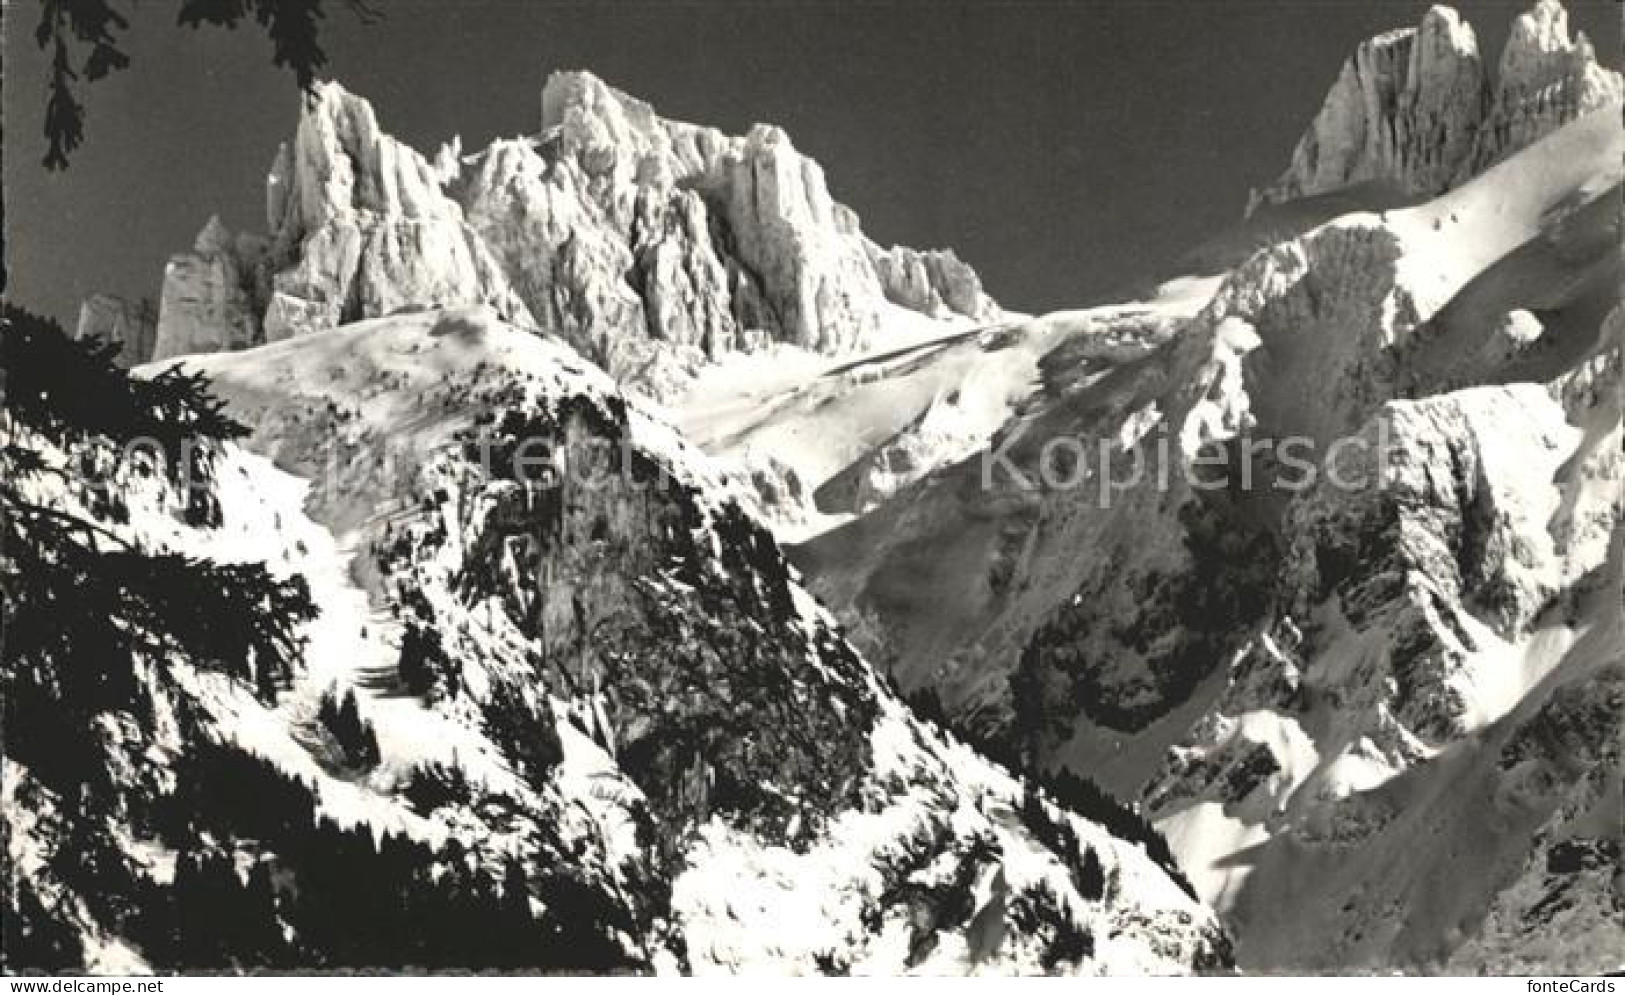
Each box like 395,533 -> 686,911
4,1 -> 1620,325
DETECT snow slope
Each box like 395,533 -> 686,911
3,307 -> 1230,974
674,282 -> 1207,543
791,40 -> 1624,972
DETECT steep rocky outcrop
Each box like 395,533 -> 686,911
704,124 -> 885,354
1448,659 -> 1625,975
795,70 -> 1622,970
1464,0 -> 1625,178
1251,1 -> 1620,211
868,244 -> 998,321
259,83 -> 533,342
149,73 -> 999,396
2,308 -> 1227,973
74,293 -> 156,367
151,216 -> 265,361
1252,6 -> 1487,210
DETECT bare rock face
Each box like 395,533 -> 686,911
1252,6 -> 1486,209
1450,662 -> 1625,975
7,307 -> 1231,974
868,243 -> 999,321
539,69 -> 729,190
151,216 -> 264,361
152,73 -> 999,392
1253,1 -> 1620,210
262,82 -> 533,341
708,125 -> 892,353
1463,0 -> 1625,178
523,73 -> 989,361
74,293 -> 156,367
630,184 -> 738,356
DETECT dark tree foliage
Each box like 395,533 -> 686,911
2,305 -> 247,446
1037,769 -> 1197,901
33,0 -> 380,169
139,737 -> 634,971
2,305 -> 248,527
396,618 -> 458,699
1,506 -> 317,741
315,687 -> 381,771
1,307 -> 314,793
1007,879 -> 1094,971
151,852 -> 287,969
1,875 -> 83,972
0,311 -> 642,971
1075,841 -> 1106,901
157,736 -> 321,846
1009,635 -> 1074,762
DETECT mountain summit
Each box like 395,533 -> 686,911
144,73 -> 999,397
790,0 -> 1621,972
1251,0 -> 1620,211
15,0 -> 1623,977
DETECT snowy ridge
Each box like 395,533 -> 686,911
4,307 -> 1226,973
793,64 -> 1624,971
135,73 -> 998,401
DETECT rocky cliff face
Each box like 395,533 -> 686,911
147,73 -> 999,396
151,216 -> 266,361
1251,1 -> 1620,211
1447,653 -> 1625,975
259,84 -> 533,344
2,306 -> 1226,974
1465,0 -> 1625,178
868,244 -> 997,320
793,11 -> 1623,968
74,293 -> 156,367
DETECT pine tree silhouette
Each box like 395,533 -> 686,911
31,0 -> 381,169
316,687 -> 381,770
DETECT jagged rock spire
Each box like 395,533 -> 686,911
1463,0 -> 1624,178
142,72 -> 999,393
1251,1 -> 1620,212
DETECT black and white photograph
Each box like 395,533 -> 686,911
1,0 -> 1621,979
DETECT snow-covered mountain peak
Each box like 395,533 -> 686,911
132,74 -> 1001,398
1504,0 -> 1586,66
795,93 -> 1622,970
539,69 -> 728,186
1251,0 -> 1620,212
